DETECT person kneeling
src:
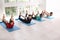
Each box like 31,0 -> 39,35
2,14 -> 14,29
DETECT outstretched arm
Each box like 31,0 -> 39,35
32,12 -> 36,17
10,14 -> 14,22
2,14 -> 8,23
2,14 -> 5,21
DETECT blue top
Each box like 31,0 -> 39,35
36,15 -> 41,20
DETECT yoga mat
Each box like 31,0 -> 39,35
0,22 -> 20,32
33,18 -> 45,22
15,19 -> 35,26
36,19 -> 45,22
45,16 -> 54,19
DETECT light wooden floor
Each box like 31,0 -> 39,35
0,11 -> 60,40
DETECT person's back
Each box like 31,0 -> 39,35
36,14 -> 43,20
36,15 -> 40,20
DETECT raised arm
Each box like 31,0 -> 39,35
35,11 -> 39,16
2,14 -> 5,21
19,12 -> 26,18
10,14 -> 14,22
32,12 -> 36,16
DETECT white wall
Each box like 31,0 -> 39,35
0,0 -> 5,19
0,0 -> 46,16
46,0 -> 60,18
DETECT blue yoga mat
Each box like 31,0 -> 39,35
36,19 -> 45,22
33,18 -> 45,22
45,16 -> 54,19
15,19 -> 35,26
0,22 -> 20,32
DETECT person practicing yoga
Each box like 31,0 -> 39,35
18,12 -> 32,24
32,11 -> 43,20
2,14 -> 14,29
41,10 -> 53,17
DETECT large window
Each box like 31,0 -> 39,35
4,0 -> 46,16
5,7 -> 17,17
5,0 -> 29,3
18,0 -> 29,2
5,0 -> 17,3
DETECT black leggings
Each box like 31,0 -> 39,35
19,17 -> 30,24
32,16 -> 36,19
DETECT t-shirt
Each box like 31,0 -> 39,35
6,22 -> 14,28
24,17 -> 32,23
36,15 -> 41,20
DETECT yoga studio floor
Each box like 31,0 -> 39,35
0,11 -> 60,40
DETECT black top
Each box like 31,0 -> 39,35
25,17 -> 32,23
25,13 -> 28,17
9,19 -> 13,23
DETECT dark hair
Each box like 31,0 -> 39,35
28,14 -> 32,16
50,12 -> 53,16
9,19 -> 13,23
40,14 -> 43,18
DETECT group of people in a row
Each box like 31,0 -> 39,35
18,10 -> 53,23
2,10 -> 53,29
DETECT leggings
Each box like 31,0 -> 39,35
19,17 -> 30,23
32,17 -> 36,19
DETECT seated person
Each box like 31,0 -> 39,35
32,11 -> 43,20
41,10 -> 53,17
2,14 -> 14,29
18,12 -> 32,24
